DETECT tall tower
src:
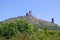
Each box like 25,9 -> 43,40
52,18 -> 54,24
29,10 -> 32,16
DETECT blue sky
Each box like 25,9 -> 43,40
0,0 -> 60,25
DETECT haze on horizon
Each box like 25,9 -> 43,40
0,0 -> 60,25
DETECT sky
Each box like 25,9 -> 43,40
0,0 -> 60,25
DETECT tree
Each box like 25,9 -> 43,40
16,19 -> 34,34
0,19 -> 34,39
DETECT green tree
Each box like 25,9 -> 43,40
0,19 -> 34,39
16,19 -> 34,34
0,21 -> 19,39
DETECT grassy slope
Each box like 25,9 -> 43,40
0,29 -> 60,40
0,16 -> 60,40
1,15 -> 60,30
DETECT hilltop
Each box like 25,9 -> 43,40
0,10 -> 60,30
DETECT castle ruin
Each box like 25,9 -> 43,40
26,10 -> 32,16
26,10 -> 55,24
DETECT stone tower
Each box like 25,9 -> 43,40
25,10 -> 32,16
52,18 -> 54,24
26,13 -> 29,16
29,10 -> 32,16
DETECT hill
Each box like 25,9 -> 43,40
0,19 -> 60,40
0,10 -> 60,30
0,11 -> 60,40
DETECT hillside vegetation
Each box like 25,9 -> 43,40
0,19 -> 60,40
3,15 -> 60,30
